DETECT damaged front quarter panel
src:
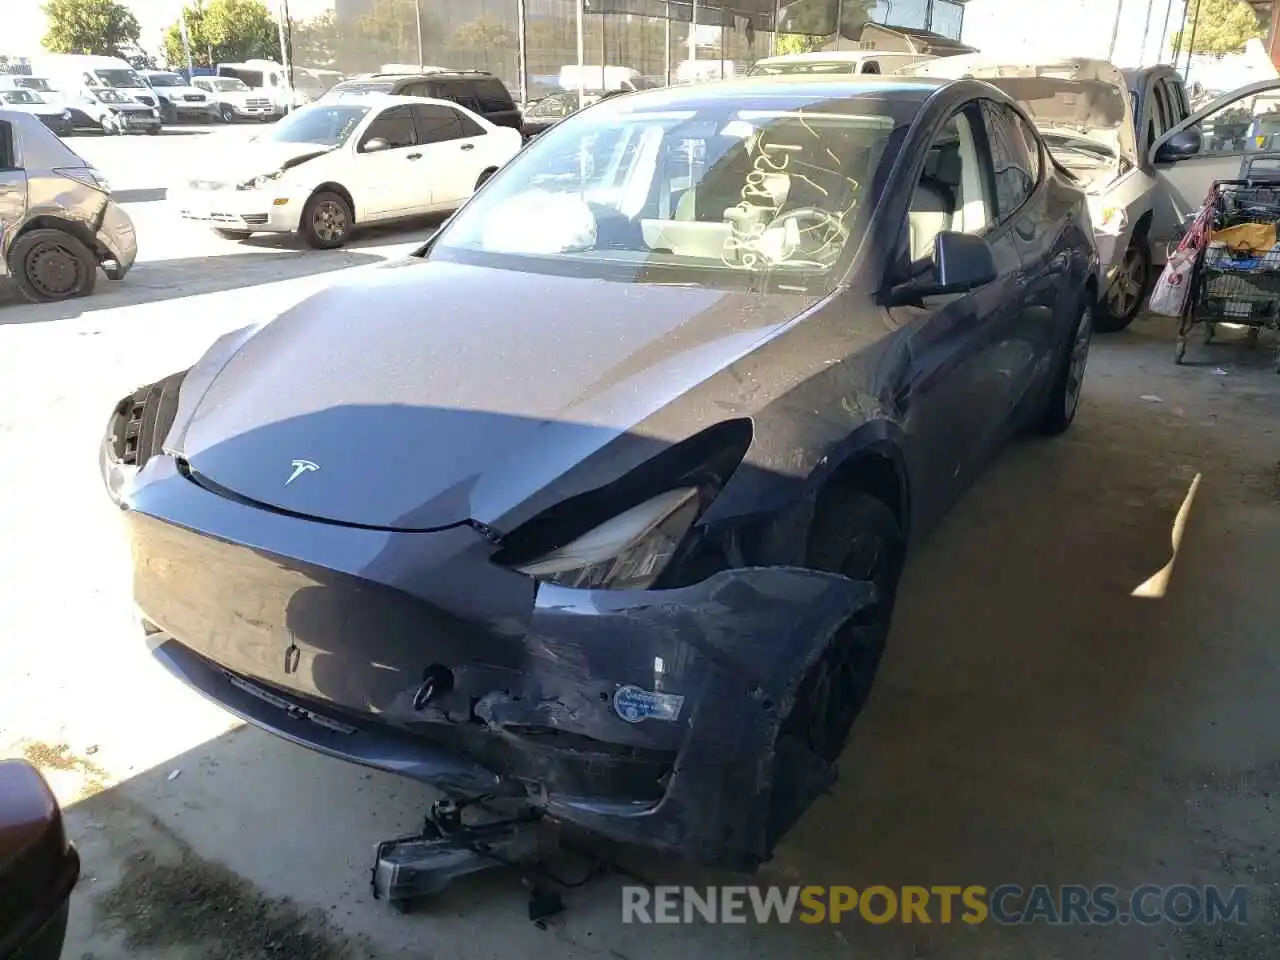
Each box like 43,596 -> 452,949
477,566 -> 876,871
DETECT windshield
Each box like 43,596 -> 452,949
95,68 -> 144,88
93,89 -> 135,104
147,73 -> 184,87
433,92 -> 916,293
2,90 -> 42,104
749,60 -> 861,77
263,103 -> 369,145
205,77 -> 249,92
13,77 -> 53,92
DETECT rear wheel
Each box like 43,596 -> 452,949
301,190 -> 353,249
782,491 -> 905,763
1096,236 -> 1149,332
8,228 -> 98,303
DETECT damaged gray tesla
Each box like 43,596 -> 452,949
100,75 -> 1098,870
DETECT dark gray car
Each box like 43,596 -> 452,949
0,109 -> 137,302
100,76 -> 1097,873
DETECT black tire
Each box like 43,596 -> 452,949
220,104 -> 237,123
8,228 -> 98,304
213,228 -> 253,240
147,125 -> 161,136
782,491 -> 905,764
475,167 -> 497,190
300,190 -> 353,249
1039,299 -> 1094,436
1096,235 -> 1150,332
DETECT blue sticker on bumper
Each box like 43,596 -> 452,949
613,684 -> 685,724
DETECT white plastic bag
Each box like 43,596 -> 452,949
1148,248 -> 1196,317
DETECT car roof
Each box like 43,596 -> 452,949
309,92 -> 473,110
756,50 -> 920,63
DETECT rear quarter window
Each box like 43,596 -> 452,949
0,120 -> 15,170
475,78 -> 513,111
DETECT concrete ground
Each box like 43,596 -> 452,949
2,130 -> 1279,958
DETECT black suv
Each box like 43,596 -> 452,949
323,71 -> 521,131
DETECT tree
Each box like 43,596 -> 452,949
775,33 -> 822,55
42,0 -> 140,57
162,0 -> 279,69
1172,0 -> 1264,55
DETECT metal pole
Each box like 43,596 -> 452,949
1138,0 -> 1156,65
276,0 -> 293,102
836,0 -> 844,51
414,0 -> 423,67
601,9 -> 607,89
576,0 -> 585,101
665,1 -> 671,83
1183,0 -> 1202,79
516,0 -> 527,105
179,8 -> 195,76
690,0 -> 698,66
720,8 -> 727,77
1158,0 -> 1175,62
1107,0 -> 1124,61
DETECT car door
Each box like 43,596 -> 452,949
1149,78 -> 1280,252
410,103 -> 486,207
352,104 -> 422,218
0,120 -> 28,279
978,98 -> 1060,419
888,101 -> 1022,524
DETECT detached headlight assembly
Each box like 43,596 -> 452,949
511,487 -> 700,591
238,171 -> 283,191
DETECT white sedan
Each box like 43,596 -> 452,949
172,94 -> 524,247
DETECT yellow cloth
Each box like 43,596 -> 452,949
1209,222 -> 1277,253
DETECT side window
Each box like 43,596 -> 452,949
412,104 -> 464,143
979,100 -> 1034,220
399,81 -> 429,98
475,79 -> 512,112
456,110 -> 485,137
453,81 -> 483,113
269,73 -> 280,87
1151,82 -> 1172,138
1171,82 -> 1280,159
0,121 -> 16,170
1165,79 -> 1189,124
861,61 -> 881,75
906,104 -> 994,263
1009,108 -> 1042,185
360,105 -> 416,150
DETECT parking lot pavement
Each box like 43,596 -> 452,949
4,134 -> 1280,958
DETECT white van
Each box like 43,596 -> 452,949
747,50 -> 933,77
216,60 -> 323,117
558,64 -> 644,93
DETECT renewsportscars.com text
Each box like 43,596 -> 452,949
622,884 -> 1250,926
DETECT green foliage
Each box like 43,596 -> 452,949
452,15 -> 514,51
162,0 -> 279,69
1172,0 -> 1264,55
42,0 -> 140,56
774,33 -> 822,55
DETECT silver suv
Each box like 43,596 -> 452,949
0,109 -> 137,302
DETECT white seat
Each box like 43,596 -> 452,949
907,181 -> 952,262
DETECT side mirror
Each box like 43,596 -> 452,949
1155,127 -> 1202,162
0,760 -> 79,960
362,137 -> 390,153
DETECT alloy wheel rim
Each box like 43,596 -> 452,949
313,201 -> 346,244
1107,246 -> 1144,316
26,241 -> 81,298
1065,307 -> 1093,417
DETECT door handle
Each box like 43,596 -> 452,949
407,152 -> 422,160
460,143 -> 475,151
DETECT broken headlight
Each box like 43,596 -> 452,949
513,487 -> 700,591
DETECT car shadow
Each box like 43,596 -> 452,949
235,212 -> 451,252
0,248 -> 389,325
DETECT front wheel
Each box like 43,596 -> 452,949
1039,301 -> 1094,435
783,491 -> 905,763
301,191 -> 353,249
220,104 -> 237,123
1096,236 -> 1150,332
8,228 -> 98,303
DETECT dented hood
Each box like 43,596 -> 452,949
190,140 -> 333,184
906,55 -> 1137,163
175,258 -> 812,531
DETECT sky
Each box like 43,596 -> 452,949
0,0 -> 1250,70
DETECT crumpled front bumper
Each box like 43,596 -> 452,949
107,450 -> 873,870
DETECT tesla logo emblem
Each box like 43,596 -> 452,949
285,459 -> 319,486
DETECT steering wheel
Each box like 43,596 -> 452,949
759,206 -> 850,268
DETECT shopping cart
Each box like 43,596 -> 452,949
1177,179 -> 1280,368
